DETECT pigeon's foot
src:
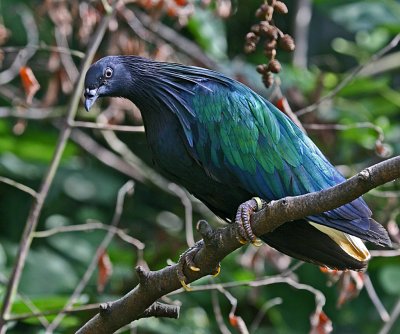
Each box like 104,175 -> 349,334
176,238 -> 221,291
176,241 -> 203,291
235,197 -> 266,247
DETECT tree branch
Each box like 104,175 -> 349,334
77,156 -> 400,333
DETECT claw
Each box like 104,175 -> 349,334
189,265 -> 201,272
177,261 -> 190,291
235,197 -> 266,246
253,196 -> 263,211
180,279 -> 192,291
252,238 -> 263,247
237,236 -> 248,245
212,264 -> 221,277
176,241 -> 204,290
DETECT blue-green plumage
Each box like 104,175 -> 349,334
84,56 -> 391,270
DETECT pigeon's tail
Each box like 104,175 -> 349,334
261,220 -> 372,270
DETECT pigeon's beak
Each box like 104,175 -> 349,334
84,87 -> 98,112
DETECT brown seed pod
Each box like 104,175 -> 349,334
256,64 -> 268,74
255,8 -> 265,19
274,1 -> 288,14
264,38 -> 277,50
265,5 -> 274,20
268,59 -> 281,73
260,3 -> 270,12
256,3 -> 271,18
259,20 -> 269,30
262,72 -> 274,88
244,42 -> 256,54
246,32 -> 260,43
279,34 -> 295,51
260,24 -> 278,39
264,48 -> 277,58
250,24 -> 261,34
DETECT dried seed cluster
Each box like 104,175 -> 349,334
244,0 -> 295,88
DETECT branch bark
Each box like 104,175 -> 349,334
77,155 -> 400,334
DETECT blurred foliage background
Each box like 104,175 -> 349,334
0,0 -> 400,333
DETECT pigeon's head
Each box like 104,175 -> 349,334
84,56 -> 131,111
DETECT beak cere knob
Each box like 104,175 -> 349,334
84,87 -> 99,112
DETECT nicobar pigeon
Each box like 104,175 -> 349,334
84,56 -> 391,272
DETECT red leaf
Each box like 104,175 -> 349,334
319,267 -> 342,282
19,66 -> 40,104
174,0 -> 187,6
310,310 -> 333,334
97,250 -> 113,293
229,314 -> 238,327
275,97 -> 286,112
229,314 -> 238,328
229,314 -> 249,332
337,272 -> 364,307
320,269 -> 364,307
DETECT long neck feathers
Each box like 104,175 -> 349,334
120,56 -> 231,103
119,57 -> 233,146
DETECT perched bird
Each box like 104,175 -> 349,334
84,56 -> 390,273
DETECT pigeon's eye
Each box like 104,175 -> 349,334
104,67 -> 113,78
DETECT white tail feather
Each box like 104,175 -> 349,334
309,222 -> 371,262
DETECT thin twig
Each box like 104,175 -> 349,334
168,183 -> 195,247
17,294 -> 50,329
45,180 -> 134,333
249,297 -> 283,333
370,250 -> 400,257
211,290 -> 232,334
1,44 -> 85,58
363,273 -> 389,322
0,106 -> 63,119
217,286 -> 249,334
0,176 -> 37,197
54,28 -> 79,84
7,303 -> 103,322
33,220 -> 144,250
0,5 -> 118,332
296,33 -> 400,116
69,120 -> 145,132
369,189 -> 400,198
379,298 -> 400,334
68,127 -> 146,182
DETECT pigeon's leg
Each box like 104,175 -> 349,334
235,197 -> 266,246
176,240 -> 202,291
177,240 -> 221,291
